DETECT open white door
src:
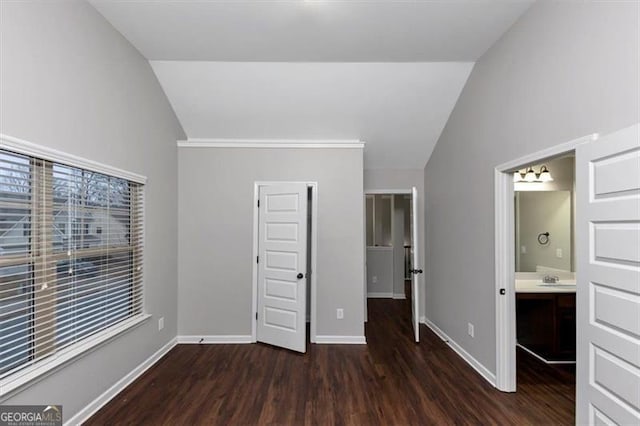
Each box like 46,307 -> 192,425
257,183 -> 308,353
576,124 -> 640,424
410,186 -> 421,343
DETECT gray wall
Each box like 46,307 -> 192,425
0,0 -> 185,417
366,248 -> 394,296
178,148 -> 364,338
364,169 -> 425,316
424,1 -> 639,373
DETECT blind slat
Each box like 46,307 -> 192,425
0,298 -> 144,361
0,148 -> 144,379
0,289 -> 144,341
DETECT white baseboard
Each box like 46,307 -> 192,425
393,293 -> 406,300
516,343 -> 576,365
367,292 -> 393,298
65,338 -> 177,426
177,335 -> 253,344
424,319 -> 496,387
315,335 -> 367,344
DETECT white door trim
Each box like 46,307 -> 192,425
493,133 -> 598,392
251,181 -> 319,344
411,186 -> 420,343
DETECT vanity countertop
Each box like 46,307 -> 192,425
515,279 -> 576,293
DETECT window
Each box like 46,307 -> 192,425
365,194 -> 392,247
0,149 -> 144,381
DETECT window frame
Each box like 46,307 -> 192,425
0,134 -> 148,397
365,194 -> 394,248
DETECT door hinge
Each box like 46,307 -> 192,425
257,199 -> 260,208
257,256 -> 259,263
256,312 -> 258,320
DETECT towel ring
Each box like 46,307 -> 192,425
537,232 -> 550,245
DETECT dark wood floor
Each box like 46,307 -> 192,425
87,296 -> 575,425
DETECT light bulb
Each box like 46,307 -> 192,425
524,167 -> 537,182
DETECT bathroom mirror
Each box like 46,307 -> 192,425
515,190 -> 573,272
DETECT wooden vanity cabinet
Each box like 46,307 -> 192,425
516,292 -> 576,361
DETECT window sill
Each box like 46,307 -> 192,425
0,313 -> 151,399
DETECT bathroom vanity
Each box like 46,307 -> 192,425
515,280 -> 576,362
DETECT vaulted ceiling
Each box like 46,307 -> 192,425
91,0 -> 534,169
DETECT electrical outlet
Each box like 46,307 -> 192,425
556,248 -> 563,258
336,308 -> 344,319
372,276 -> 377,283
158,317 -> 164,331
467,322 -> 474,338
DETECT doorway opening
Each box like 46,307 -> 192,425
364,188 -> 421,343
251,181 -> 318,353
511,154 -> 577,409
495,142 -> 583,393
514,154 -> 576,364
494,133 -> 599,394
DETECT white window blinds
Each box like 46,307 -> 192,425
0,149 -> 144,379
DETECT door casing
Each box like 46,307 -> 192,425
493,133 -> 598,392
251,181 -> 318,344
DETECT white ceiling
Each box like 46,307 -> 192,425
151,62 -> 474,169
90,0 -> 533,169
91,0 -> 533,62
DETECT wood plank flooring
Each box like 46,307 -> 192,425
87,296 -> 575,425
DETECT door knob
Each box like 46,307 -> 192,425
297,273 -> 304,279
411,269 -> 423,274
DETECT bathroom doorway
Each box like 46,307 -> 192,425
493,135 -> 587,393
511,154 -> 577,411
513,154 -> 576,367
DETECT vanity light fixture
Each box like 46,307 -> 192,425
513,165 -> 554,183
537,165 -> 554,182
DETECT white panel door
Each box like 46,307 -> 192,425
576,124 -> 640,425
257,184 -> 308,353
411,186 -> 421,343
